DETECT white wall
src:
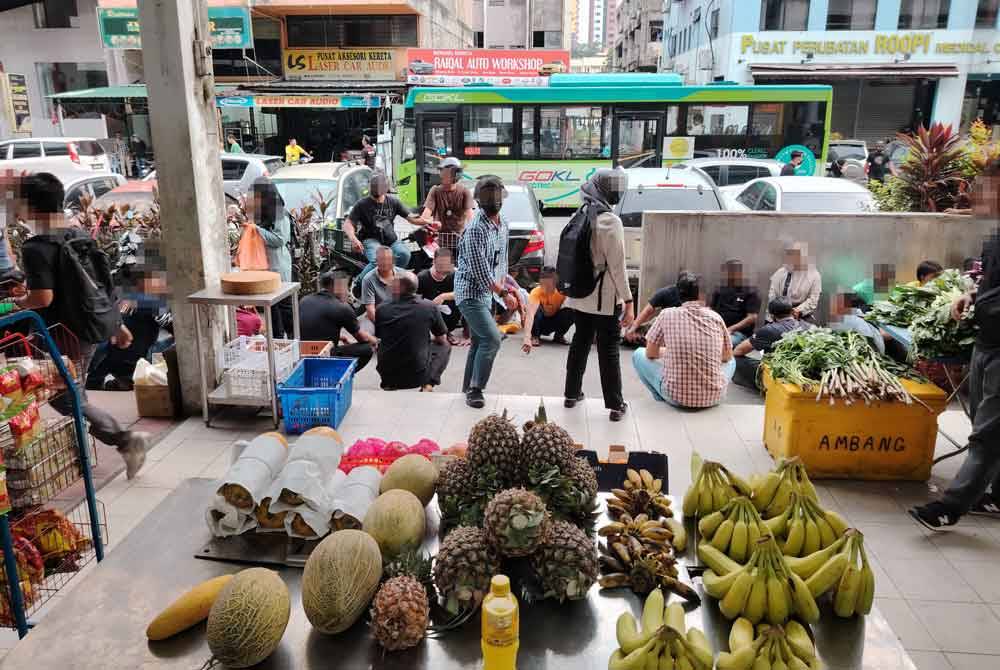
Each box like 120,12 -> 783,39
0,0 -> 121,137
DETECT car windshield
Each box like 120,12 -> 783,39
272,179 -> 338,215
264,159 -> 284,175
782,192 -> 873,213
617,187 -> 722,227
831,144 -> 866,160
501,192 -> 537,223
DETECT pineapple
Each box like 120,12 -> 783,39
433,526 -> 501,615
467,411 -> 522,485
521,401 -> 575,477
437,458 -> 503,529
528,456 -> 600,534
530,520 -> 599,602
383,547 -> 435,597
370,576 -> 430,651
483,488 -> 550,557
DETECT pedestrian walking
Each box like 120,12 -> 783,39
454,175 -> 510,408
227,133 -> 244,154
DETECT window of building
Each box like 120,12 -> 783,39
669,34 -> 677,57
533,31 -> 545,47
710,9 -> 720,38
899,0 -> 951,29
34,62 -> 108,120
462,106 -> 514,158
475,31 -> 485,48
215,16 -> 283,77
535,107 -> 608,159
827,0 -> 876,30
977,0 -> 1000,28
617,43 -> 625,59
650,21 -> 663,42
286,15 -> 418,48
692,17 -> 701,48
760,0 -> 809,31
33,0 -> 77,29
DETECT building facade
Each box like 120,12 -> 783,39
611,0 -> 663,71
470,0 -> 566,49
664,0 -> 1000,141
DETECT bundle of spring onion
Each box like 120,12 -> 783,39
763,329 -> 926,405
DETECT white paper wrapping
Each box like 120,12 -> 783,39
206,433 -> 288,537
283,468 -> 348,539
267,431 -> 345,515
330,466 -> 382,529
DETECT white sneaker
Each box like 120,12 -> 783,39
121,431 -> 150,480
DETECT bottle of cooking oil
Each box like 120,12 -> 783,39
481,574 -> 519,670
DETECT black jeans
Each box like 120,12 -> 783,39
564,309 -> 624,411
333,342 -> 373,374
51,343 -> 131,450
532,307 -> 574,339
270,298 -> 295,339
942,346 -> 1000,511
732,357 -> 763,391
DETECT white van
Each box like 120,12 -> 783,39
0,137 -> 108,172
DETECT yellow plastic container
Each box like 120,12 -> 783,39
762,369 -> 948,481
482,574 -> 519,670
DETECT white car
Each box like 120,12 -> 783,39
144,152 -> 283,201
59,171 -> 127,214
679,157 -> 784,187
722,176 -> 875,213
0,136 -> 108,172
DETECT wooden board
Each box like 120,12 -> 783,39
220,271 -> 280,295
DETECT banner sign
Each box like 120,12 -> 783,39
405,48 -> 569,86
6,74 -> 31,134
283,48 -> 404,81
217,95 -> 382,109
98,7 -> 252,49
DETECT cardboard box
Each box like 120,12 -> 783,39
135,384 -> 174,418
300,341 -> 333,357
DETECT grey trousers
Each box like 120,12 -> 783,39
942,346 -> 1000,511
50,342 -> 131,450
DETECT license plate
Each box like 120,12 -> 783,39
92,164 -> 104,170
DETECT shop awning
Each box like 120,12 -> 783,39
50,84 -> 239,100
750,62 -> 960,79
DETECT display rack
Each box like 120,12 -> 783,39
0,311 -> 106,639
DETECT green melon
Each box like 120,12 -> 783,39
205,568 -> 290,668
364,489 -> 426,557
302,529 -> 383,634
380,454 -> 439,506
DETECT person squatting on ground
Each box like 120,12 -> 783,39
299,271 -> 379,374
521,266 -> 573,349
375,271 -> 451,392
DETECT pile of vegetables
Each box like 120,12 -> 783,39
764,329 -> 923,405
864,269 -> 976,359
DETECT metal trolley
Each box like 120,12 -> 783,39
0,311 -> 105,639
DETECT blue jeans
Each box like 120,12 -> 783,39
459,299 -> 502,392
731,332 -> 747,347
631,348 -> 736,406
359,238 -> 411,284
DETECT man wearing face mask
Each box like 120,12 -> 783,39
454,175 -> 510,408
344,172 -> 432,284
563,168 -> 634,422
421,156 -> 473,258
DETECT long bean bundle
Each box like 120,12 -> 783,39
763,329 -> 924,405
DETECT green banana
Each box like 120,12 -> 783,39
783,512 -> 805,556
801,515 -> 821,556
805,552 -> 849,598
783,620 -> 816,662
617,612 -> 643,652
729,617 -> 755,652
834,562 -> 862,618
717,636 -> 764,670
610,636 -> 659,670
698,542 -> 743,575
789,573 -> 820,623
763,504 -> 791,536
720,567 -> 756,619
644,641 -> 663,670
658,651 -> 675,670
813,511 -> 837,548
765,572 -> 790,625
784,535 -> 848,578
682,472 -> 702,517
753,472 -> 781,512
727,469 -> 754,497
684,630 -> 714,669
731,516 -> 750,563
703,567 -> 743,599
698,508 -> 725,538
824,509 -> 850,536
711,518 -> 736,553
743,569 -> 768,623
857,554 -> 875,615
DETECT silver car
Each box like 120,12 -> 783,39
144,152 -> 283,201
679,157 -> 784,187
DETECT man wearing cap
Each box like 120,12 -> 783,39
454,175 -> 510,408
421,156 -> 473,257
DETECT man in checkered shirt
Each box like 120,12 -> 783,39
631,273 -> 735,408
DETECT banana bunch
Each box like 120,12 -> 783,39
609,468 -> 674,520
717,618 -> 820,670
682,458 -> 752,518
599,536 -> 701,604
697,535 -> 820,624
785,529 -> 874,617
609,590 -> 714,670
751,459 -> 819,518
697,497 -> 768,564
765,492 -> 849,557
599,512 -> 687,554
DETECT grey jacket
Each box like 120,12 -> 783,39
565,210 -> 633,316
256,216 -> 292,282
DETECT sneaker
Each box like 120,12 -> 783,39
908,501 -> 961,531
553,335 -> 569,345
610,403 -> 629,422
969,493 -> 1000,518
466,388 -> 486,409
564,393 -> 585,408
120,431 -> 150,480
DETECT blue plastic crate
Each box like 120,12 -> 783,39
276,357 -> 356,434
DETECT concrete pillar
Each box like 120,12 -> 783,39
875,0 -> 901,31
138,0 -> 230,412
932,73 -> 968,130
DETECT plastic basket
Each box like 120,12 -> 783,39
218,336 -> 299,398
277,357 -> 356,434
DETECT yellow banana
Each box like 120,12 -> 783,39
644,641 -> 663,670
665,601 -> 686,634
765,573 -> 790,625
796,466 -> 819,501
743,570 -> 768,623
717,636 -> 764,670
683,476 -> 702,517
720,568 -> 756,619
763,505 -> 791,536
789,573 -> 820,623
753,472 -> 782,512
658,652 -> 675,670
784,620 -> 815,662
834,563 -> 862,618
805,552 -> 849,598
684,630 -> 714,669
784,535 -> 848,578
704,568 -> 744,599
711,518 -> 736,553
765,481 -> 794,517
747,518 -> 762,552
712,479 -> 731,513
728,617 -> 755,652
824,509 -> 850,537
727,470 -> 754,497
783,512 -> 805,556
786,657 -> 810,670
731,518 -> 750,563
627,468 -> 644,489
813,512 -> 837,549
676,653 -> 695,670
857,560 -> 875,615
664,518 -> 687,552
697,509 -> 725,538
640,469 -> 655,489
698,542 -> 743,575
652,477 -> 664,494
752,652 -> 773,670
699,476 -> 715,516
642,588 -> 665,634
801,513 -> 821,556
617,612 -> 643,651
610,636 -> 658,670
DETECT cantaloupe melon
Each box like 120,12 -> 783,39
146,574 -> 233,640
205,568 -> 290,668
363,489 -> 426,557
380,454 -> 438,506
302,529 -> 382,634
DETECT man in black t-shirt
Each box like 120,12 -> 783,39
710,259 -> 762,345
623,275 -> 686,344
416,247 -> 461,334
866,143 -> 890,183
731,297 -> 812,390
299,271 -> 379,373
12,173 -> 148,479
344,172 -> 432,284
375,271 -> 450,391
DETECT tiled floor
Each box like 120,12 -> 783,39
4,390 -> 1000,670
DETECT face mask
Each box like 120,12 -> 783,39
480,200 -> 501,216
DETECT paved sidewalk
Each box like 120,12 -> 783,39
3,391 -> 999,670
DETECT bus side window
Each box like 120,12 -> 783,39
462,106 -> 514,158
521,106 -> 537,159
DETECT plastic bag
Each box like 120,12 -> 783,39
236,223 -> 269,271
132,358 -> 168,386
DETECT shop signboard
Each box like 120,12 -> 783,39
737,30 -> 1000,60
98,7 -> 252,49
250,95 -> 382,109
283,48 -> 404,81
405,48 -> 571,86
6,74 -> 31,134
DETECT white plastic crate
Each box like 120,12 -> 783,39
217,336 -> 299,398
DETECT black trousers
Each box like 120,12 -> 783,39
270,298 -> 295,339
564,309 -> 624,411
532,307 -> 575,339
732,357 -> 762,391
334,342 -> 373,374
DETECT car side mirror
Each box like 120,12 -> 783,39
537,198 -> 545,211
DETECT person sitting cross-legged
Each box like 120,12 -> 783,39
375,271 -> 451,391
522,266 -> 573,350
731,297 -> 813,391
631,273 -> 735,408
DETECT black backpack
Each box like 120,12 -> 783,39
29,230 -> 120,343
556,203 -> 603,299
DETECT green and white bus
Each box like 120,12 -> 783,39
397,73 -> 832,208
